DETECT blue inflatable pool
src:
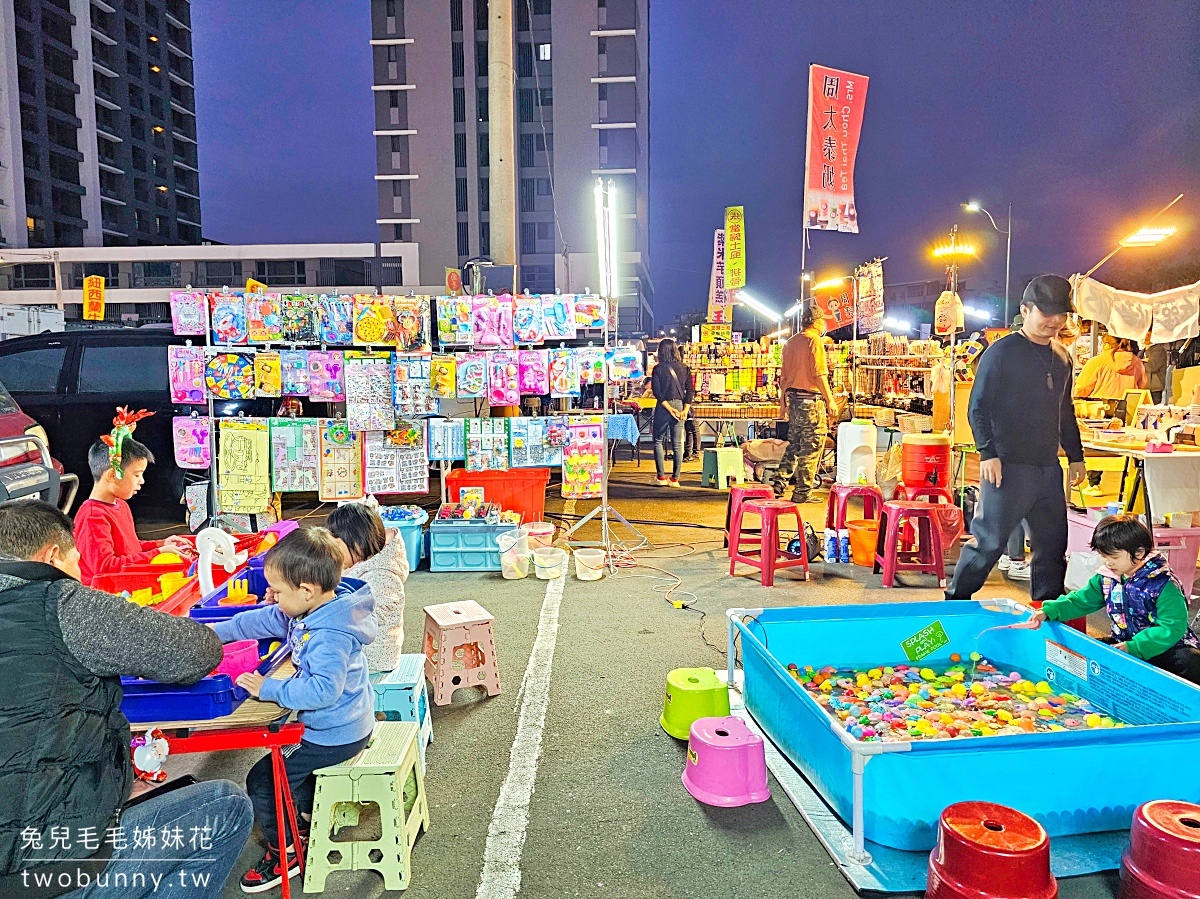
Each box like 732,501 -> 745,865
730,599 -> 1200,851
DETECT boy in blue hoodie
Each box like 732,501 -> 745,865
213,526 -> 376,893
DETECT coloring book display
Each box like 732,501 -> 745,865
364,424 -> 429,494
269,417 -> 320,492
216,418 -> 271,513
168,345 -> 207,404
344,355 -> 395,431
464,418 -> 509,472
172,416 -> 211,469
509,416 -> 567,468
427,418 -> 466,461
318,420 -> 364,501
562,417 -> 604,499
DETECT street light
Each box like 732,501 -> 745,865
735,289 -> 783,323
963,200 -> 1012,326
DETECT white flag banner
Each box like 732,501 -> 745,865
1072,275 -> 1200,344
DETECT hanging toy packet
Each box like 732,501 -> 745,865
172,416 -> 211,469
430,355 -> 458,398
456,352 -> 487,399
488,351 -> 520,406
542,293 -> 576,340
513,294 -> 547,344
518,349 -> 549,395
573,295 -> 607,330
436,295 -> 474,346
577,346 -> 606,385
549,348 -> 580,398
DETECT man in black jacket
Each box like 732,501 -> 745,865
0,501 -> 251,898
947,275 -> 1088,603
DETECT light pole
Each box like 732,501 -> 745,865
964,201 -> 1011,326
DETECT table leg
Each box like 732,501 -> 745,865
271,746 -> 306,899
1140,460 -> 1154,544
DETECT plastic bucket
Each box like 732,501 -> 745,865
573,548 -> 606,581
497,528 -> 532,579
533,547 -> 567,579
213,639 -> 259,680
846,519 -> 879,568
521,522 -> 556,550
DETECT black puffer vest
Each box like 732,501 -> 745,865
0,562 -> 130,876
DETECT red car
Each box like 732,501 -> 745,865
0,377 -> 64,473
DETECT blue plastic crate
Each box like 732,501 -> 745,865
428,520 -> 509,572
189,557 -> 274,623
121,674 -> 237,723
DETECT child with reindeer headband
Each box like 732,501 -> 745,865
73,407 -> 193,586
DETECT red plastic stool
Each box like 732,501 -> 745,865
729,499 -> 810,587
1120,800 -> 1200,899
893,483 -> 954,503
724,485 -> 775,556
825,484 -> 885,530
874,500 -> 946,588
926,801 -> 1056,899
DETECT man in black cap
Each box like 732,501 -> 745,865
947,274 -> 1087,604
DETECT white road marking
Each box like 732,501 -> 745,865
474,571 -> 566,899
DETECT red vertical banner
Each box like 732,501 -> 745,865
803,65 -> 869,234
813,281 -> 855,330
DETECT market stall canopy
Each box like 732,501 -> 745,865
1072,275 -> 1200,345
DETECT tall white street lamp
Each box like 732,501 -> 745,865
964,201 -> 1011,326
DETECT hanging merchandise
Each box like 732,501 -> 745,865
280,350 -> 310,396
168,344 -> 207,404
209,293 -> 248,345
856,260 -> 886,334
217,418 -> 271,514
393,354 -> 438,417
509,415 -> 567,467
549,348 -> 581,398
430,355 -> 457,398
307,350 -> 345,402
542,293 -> 577,340
280,294 -> 318,343
435,295 -> 474,346
934,291 -> 964,337
562,417 -> 604,499
353,296 -> 399,346
465,417 -> 510,471
576,346 -> 606,386
488,351 -> 520,406
427,418 -> 466,461
606,345 -> 645,381
344,354 -> 396,431
205,351 -> 255,400
513,294 -> 547,344
456,352 -> 487,399
318,294 -> 355,345
269,417 -> 320,492
254,351 -> 282,398
471,294 -> 515,349
246,293 -> 283,343
363,424 -> 429,494
318,419 -> 364,501
185,482 -> 209,532
391,295 -> 432,352
573,295 -> 607,330
518,349 -> 549,395
170,291 -> 207,336
172,415 -> 211,469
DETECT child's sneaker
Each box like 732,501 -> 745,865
998,554 -> 1013,572
1006,560 -> 1031,581
240,846 -> 301,893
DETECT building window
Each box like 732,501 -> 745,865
517,43 -> 533,78
598,83 -> 608,102
519,133 -> 535,167
478,178 -> 489,212
538,42 -> 551,61
537,222 -> 553,240
518,88 -> 535,123
452,41 -> 464,77
453,87 -> 465,122
132,146 -> 147,171
539,87 -> 552,106
474,0 -> 487,31
133,261 -> 177,287
255,260 -> 307,287
479,221 -> 490,256
393,224 -> 407,241
456,177 -> 468,213
533,0 -> 550,13
392,180 -> 404,197
521,222 -> 537,251
520,179 -> 536,212
597,37 -> 607,54
389,90 -> 400,108
450,0 -> 463,32
457,221 -> 470,257
477,132 -> 489,167
386,44 -> 398,62
385,0 -> 396,17
12,263 -> 54,290
475,40 -> 487,74
200,261 -> 239,288
536,178 -> 551,196
454,132 -> 467,168
534,133 -> 552,151
476,87 -> 488,122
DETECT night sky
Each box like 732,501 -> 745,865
193,1 -> 1200,321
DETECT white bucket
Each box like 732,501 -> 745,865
497,529 -> 531,580
533,547 -> 567,579
573,548 -> 606,580
521,522 -> 556,550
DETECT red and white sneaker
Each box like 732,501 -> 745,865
240,846 -> 301,893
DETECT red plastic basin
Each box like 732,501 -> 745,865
926,801 -> 1056,899
1120,800 -> 1200,899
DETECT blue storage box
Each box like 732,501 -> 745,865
428,520 -> 509,572
732,599 -> 1200,851
189,557 -> 274,623
121,674 -> 237,723
380,507 -> 429,572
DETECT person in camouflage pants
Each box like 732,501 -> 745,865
774,395 -> 827,502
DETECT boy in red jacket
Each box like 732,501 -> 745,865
74,438 -> 193,586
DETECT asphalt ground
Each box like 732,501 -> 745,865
145,455 -> 1120,899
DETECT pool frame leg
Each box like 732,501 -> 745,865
727,614 -> 737,687
849,753 -> 873,866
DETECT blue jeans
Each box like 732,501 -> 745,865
653,415 -> 685,480
59,780 -> 252,899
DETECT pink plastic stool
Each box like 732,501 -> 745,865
729,499 -> 810,587
1119,800 -> 1200,899
893,483 -> 954,503
873,500 -> 946,588
423,600 -> 502,706
724,485 -> 774,556
825,484 -> 885,530
682,716 -> 770,808
927,801 -> 1056,899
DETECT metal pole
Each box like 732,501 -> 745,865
849,753 -> 872,865
488,0 -> 518,286
52,252 -> 63,312
1004,204 -> 1012,326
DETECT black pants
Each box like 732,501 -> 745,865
948,462 -> 1067,603
1145,643 -> 1200,685
684,418 -> 699,457
246,735 -> 370,848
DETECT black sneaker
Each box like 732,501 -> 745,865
240,847 -> 301,893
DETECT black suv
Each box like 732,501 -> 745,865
0,329 -> 277,513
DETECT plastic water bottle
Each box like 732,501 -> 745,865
824,528 -> 838,563
856,466 -> 868,485
838,529 -> 851,564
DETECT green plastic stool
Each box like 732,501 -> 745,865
701,447 -> 746,489
303,722 -> 430,893
660,667 -> 731,740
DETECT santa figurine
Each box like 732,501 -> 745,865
131,729 -> 170,783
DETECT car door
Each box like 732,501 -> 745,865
0,335 -> 72,459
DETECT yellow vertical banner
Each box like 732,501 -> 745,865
724,205 -> 746,290
82,275 -> 105,321
245,277 -> 267,293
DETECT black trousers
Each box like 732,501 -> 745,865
246,735 -> 370,847
1124,640 -> 1200,686
948,462 -> 1068,603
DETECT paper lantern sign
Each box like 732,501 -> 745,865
255,351 -> 282,398
542,294 -> 576,340
170,291 -> 207,336
308,351 -> 345,401
168,345 -> 206,404
488,351 -> 520,407
172,416 -> 211,469
518,349 -> 549,395
205,352 -> 255,400
209,294 -> 248,345
815,284 -> 855,330
318,294 -> 354,344
513,295 -> 546,344
246,293 -> 283,343
456,352 -> 486,399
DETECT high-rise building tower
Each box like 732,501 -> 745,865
0,0 -> 201,249
370,0 -> 652,333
